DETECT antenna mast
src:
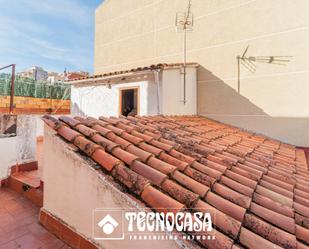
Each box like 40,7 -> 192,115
176,0 -> 193,104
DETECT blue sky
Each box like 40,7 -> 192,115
0,0 -> 102,73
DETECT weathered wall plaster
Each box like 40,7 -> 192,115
0,115 -> 36,180
42,125 -> 194,249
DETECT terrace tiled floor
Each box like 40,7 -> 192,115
0,188 -> 69,249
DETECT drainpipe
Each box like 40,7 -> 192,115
154,70 -> 161,114
183,28 -> 187,105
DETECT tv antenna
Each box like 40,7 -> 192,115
237,45 -> 292,73
237,45 -> 292,92
175,0 -> 194,104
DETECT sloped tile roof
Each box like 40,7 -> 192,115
42,115 -> 309,249
66,62 -> 198,82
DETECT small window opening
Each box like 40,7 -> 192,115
120,88 -> 138,116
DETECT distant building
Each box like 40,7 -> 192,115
20,66 -> 48,81
47,72 -> 66,84
67,71 -> 89,81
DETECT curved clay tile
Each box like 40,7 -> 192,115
42,114 -> 309,248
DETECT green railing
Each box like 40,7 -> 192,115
0,74 -> 70,100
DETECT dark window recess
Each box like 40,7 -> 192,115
120,88 -> 138,116
0,114 -> 17,137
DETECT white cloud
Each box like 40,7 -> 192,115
8,0 -> 94,28
0,0 -> 96,72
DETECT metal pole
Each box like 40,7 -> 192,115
0,64 -> 14,71
10,64 -> 15,113
183,28 -> 187,104
237,56 -> 240,94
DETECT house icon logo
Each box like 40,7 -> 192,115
97,214 -> 119,235
93,209 -> 124,240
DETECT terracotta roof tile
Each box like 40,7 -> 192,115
191,161 -> 223,180
42,114 -> 309,248
57,125 -> 81,142
250,202 -> 295,234
172,171 -> 209,197
111,164 -> 150,194
194,199 -> 241,239
75,124 -> 98,137
131,130 -> 154,143
212,183 -> 251,209
126,144 -> 153,162
255,185 -> 293,207
147,156 -> 177,175
224,169 -> 257,189
73,136 -> 100,156
295,213 -> 309,228
298,241 -> 309,249
148,139 -> 174,152
196,228 -> 234,249
130,160 -> 167,186
161,179 -> 199,207
252,193 -> 294,218
239,227 -> 282,249
120,132 -> 144,145
111,147 -> 139,166
296,225 -> 309,244
91,149 -> 120,171
295,195 -> 309,207
294,202 -> 309,218
105,132 -> 132,149
243,214 -> 297,248
205,191 -> 246,222
159,152 -> 188,171
184,166 -> 217,188
220,175 -> 254,197
201,158 -> 228,173
141,185 -> 184,213
139,142 -> 163,156
92,124 -> 113,136
259,179 -> 294,199
91,134 -> 119,151
59,115 -> 80,127
65,63 -> 198,83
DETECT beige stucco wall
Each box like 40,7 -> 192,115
161,67 -> 197,115
94,0 -> 309,146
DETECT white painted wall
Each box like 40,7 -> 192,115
71,68 -> 197,117
161,68 -> 197,115
71,81 -> 158,118
0,115 -> 36,180
42,125 -> 185,249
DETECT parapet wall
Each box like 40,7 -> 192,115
0,96 -> 70,114
0,115 -> 36,180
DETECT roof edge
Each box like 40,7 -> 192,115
66,63 -> 199,85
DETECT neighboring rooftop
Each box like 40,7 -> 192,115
42,114 -> 309,249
